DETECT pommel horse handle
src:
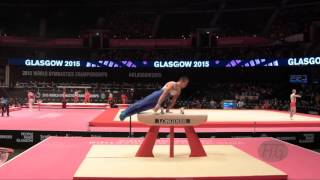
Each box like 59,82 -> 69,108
135,113 -> 207,158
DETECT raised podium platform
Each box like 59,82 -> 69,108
10,137 -> 320,180
73,112 -> 286,179
74,144 -> 287,180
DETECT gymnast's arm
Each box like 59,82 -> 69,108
153,82 -> 174,111
294,94 -> 302,98
166,94 -> 179,112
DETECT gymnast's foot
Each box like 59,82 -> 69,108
119,111 -> 126,121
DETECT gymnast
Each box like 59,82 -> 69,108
290,89 -> 302,120
119,76 -> 189,121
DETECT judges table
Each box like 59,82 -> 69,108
136,112 -> 208,158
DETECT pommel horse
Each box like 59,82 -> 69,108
136,112 -> 207,158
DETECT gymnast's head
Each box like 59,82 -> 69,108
292,89 -> 296,94
178,76 -> 189,89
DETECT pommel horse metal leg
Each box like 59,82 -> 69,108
136,126 -> 175,157
136,113 -> 208,158
185,126 -> 207,157
169,126 -> 174,158
136,126 -> 206,158
135,126 -> 160,157
129,116 -> 132,137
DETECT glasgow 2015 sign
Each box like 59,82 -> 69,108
8,56 -> 320,69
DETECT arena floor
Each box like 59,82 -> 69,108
0,108 -> 104,132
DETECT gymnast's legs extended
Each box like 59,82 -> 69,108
119,89 -> 163,120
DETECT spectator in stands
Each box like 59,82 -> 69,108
107,90 -> 113,104
121,92 -> 128,104
237,100 -> 245,109
209,99 -> 216,109
27,91 -> 35,110
83,89 -> 91,104
0,96 -> 9,117
73,90 -> 79,103
62,89 -> 67,108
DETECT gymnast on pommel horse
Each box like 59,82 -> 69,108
119,76 -> 189,121
119,77 -> 207,158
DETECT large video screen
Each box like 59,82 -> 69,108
8,56 -> 320,69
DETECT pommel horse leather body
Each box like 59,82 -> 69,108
136,112 -> 208,158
